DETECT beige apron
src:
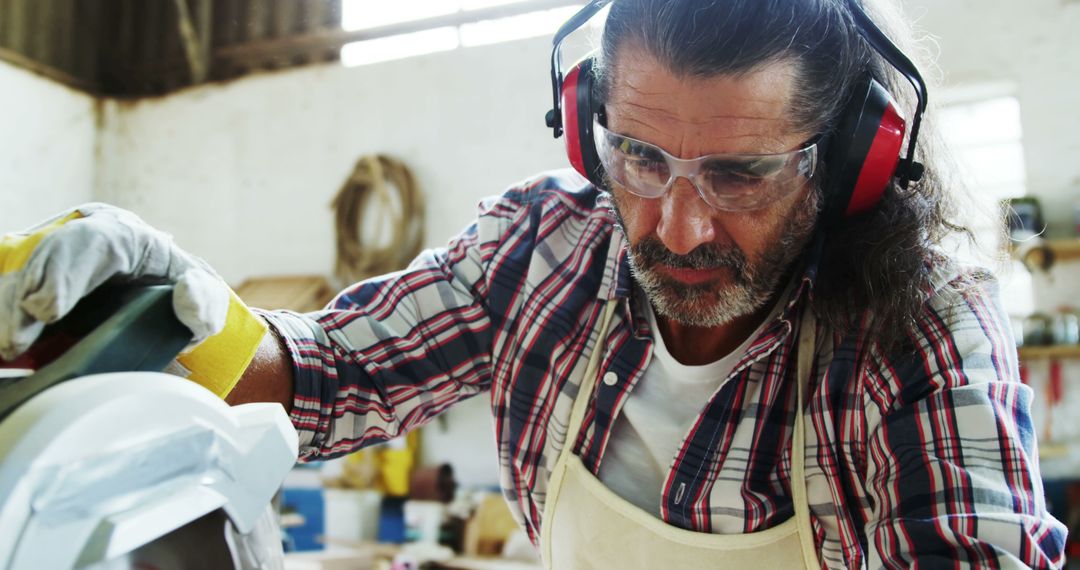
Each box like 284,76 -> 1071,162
539,300 -> 820,569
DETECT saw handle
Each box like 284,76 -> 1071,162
0,284 -> 193,419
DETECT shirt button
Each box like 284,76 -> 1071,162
603,372 -> 618,386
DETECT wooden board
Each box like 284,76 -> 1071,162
234,275 -> 336,313
1018,345 -> 1080,360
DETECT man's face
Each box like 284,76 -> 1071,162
605,45 -> 820,327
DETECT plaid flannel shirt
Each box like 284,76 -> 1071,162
262,170 -> 1066,568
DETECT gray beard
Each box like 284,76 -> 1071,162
611,190 -> 819,328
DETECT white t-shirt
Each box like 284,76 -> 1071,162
597,301 -> 780,516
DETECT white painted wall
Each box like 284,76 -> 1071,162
93,36 -> 567,287
0,60 -> 96,232
905,0 -> 1080,236
902,0 -> 1080,315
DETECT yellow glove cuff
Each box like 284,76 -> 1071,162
176,288 -> 267,399
0,212 -> 84,275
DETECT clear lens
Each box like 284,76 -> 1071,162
593,120 -> 817,211
596,129 -> 670,195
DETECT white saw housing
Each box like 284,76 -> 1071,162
0,372 -> 298,569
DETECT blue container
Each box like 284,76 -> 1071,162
281,488 -> 325,552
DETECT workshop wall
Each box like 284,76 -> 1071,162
906,0 -> 1080,316
907,0 -> 1080,240
92,35 -> 567,287
0,59 -> 95,232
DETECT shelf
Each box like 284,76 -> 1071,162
1047,239 -> 1080,261
1018,345 -> 1080,359
1013,238 -> 1080,269
1040,442 -> 1070,460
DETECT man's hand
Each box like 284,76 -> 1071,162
0,204 -> 268,399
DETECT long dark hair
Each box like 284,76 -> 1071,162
595,0 -> 973,351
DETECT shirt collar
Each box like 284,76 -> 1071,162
783,229 -> 823,318
595,191 -> 635,301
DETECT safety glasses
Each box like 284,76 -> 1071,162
593,120 -> 819,211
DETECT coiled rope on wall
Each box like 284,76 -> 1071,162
331,155 -> 426,285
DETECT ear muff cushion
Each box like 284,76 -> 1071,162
825,76 -> 907,219
848,102 -> 905,215
561,57 -> 604,187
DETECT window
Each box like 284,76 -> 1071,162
938,87 -> 1033,315
938,90 -> 1027,209
340,27 -> 460,67
340,1 -> 592,67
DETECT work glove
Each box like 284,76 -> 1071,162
0,203 -> 266,398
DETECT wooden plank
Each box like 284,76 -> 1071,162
197,0 -> 211,68
273,0 -> 297,37
324,0 -> 342,28
234,275 -> 335,313
174,0 -> 207,82
115,0 -> 134,63
32,0 -> 53,64
247,0 -> 268,42
141,0 -> 162,76
294,0 -> 328,64
209,0 -> 237,77
1044,239 -> 1080,262
150,0 -> 187,93
70,0 -> 87,77
264,0 -> 297,67
112,0 -> 136,91
318,0 -> 341,61
1018,345 -> 1080,360
7,0 -> 27,54
0,0 -> 9,46
70,0 -> 88,78
76,0 -> 112,93
303,0 -> 327,34
52,0 -> 74,73
213,0 -> 235,47
216,0 -> 583,67
231,0 -> 253,74
85,2 -> 103,80
0,43 -> 98,92
161,0 -> 184,87
1014,239 -> 1080,273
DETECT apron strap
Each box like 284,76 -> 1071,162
791,309 -> 819,569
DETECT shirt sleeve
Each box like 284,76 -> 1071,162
861,271 -> 1067,568
258,189 -> 530,462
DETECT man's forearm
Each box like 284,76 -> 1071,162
225,322 -> 295,411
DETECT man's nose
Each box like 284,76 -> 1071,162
655,178 -> 717,255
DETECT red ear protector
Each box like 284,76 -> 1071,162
544,0 -> 928,220
547,55 -> 602,186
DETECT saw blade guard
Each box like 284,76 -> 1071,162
0,285 -> 299,569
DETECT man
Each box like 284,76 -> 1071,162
0,0 -> 1066,567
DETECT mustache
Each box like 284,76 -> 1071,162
631,237 -> 749,274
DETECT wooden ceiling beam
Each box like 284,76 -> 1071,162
0,43 -> 99,93
4,0 -> 28,56
175,0 -> 209,83
1,0 -> 580,96
214,0 -> 582,68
